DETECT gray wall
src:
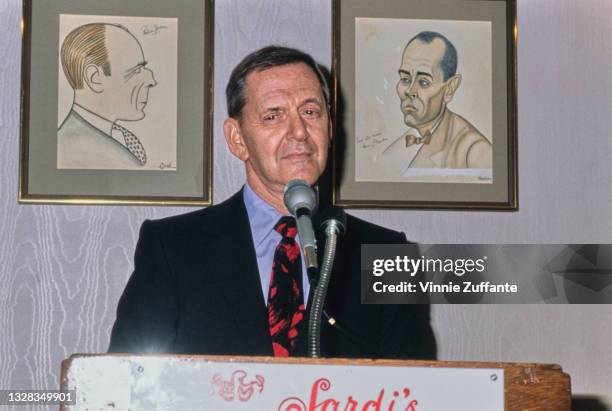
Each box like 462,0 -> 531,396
1,0 -> 611,408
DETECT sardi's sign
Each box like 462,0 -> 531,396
63,356 -> 503,410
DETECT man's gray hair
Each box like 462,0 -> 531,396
225,45 -> 330,119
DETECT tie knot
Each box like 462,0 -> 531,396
274,216 -> 297,239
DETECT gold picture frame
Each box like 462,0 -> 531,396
332,0 -> 517,210
19,0 -> 214,206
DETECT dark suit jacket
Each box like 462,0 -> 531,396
108,190 -> 435,359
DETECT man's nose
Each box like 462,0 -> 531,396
146,68 -> 158,87
288,111 -> 308,141
405,81 -> 417,98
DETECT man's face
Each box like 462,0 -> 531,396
396,38 -> 451,129
102,26 -> 157,122
229,62 -> 331,194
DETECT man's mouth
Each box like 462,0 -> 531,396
136,85 -> 149,109
283,152 -> 313,160
402,104 -> 417,113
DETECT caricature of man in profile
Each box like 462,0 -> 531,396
57,23 -> 157,169
379,31 -> 492,175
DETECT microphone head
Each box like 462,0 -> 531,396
283,179 -> 317,216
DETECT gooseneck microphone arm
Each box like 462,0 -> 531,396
310,209 -> 382,358
307,218 -> 344,358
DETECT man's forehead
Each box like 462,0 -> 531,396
401,38 -> 445,69
244,63 -> 324,106
399,59 -> 435,76
105,26 -> 144,63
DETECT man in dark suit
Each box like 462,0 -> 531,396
109,46 -> 435,359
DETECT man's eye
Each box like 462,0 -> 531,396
263,114 -> 278,121
400,77 -> 411,85
302,109 -> 320,117
419,79 -> 430,87
135,67 -> 142,74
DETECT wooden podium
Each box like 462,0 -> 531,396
60,354 -> 571,410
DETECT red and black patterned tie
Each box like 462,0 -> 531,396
267,216 -> 305,356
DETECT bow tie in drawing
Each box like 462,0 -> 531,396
404,131 -> 432,147
112,123 -> 147,166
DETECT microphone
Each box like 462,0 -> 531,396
283,180 -> 318,270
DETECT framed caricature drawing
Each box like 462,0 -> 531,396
19,0 -> 213,205
332,0 -> 517,209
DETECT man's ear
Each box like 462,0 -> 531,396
443,74 -> 462,103
83,64 -> 104,94
223,117 -> 249,161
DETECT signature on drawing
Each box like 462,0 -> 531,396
159,161 -> 176,170
142,24 -> 168,36
357,132 -> 388,149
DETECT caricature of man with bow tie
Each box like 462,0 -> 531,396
379,31 -> 492,176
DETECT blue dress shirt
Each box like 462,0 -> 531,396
243,184 -> 310,306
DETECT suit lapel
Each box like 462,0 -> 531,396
206,190 -> 273,355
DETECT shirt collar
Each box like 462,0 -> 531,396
243,183 -> 284,249
72,104 -> 128,147
72,104 -> 114,135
